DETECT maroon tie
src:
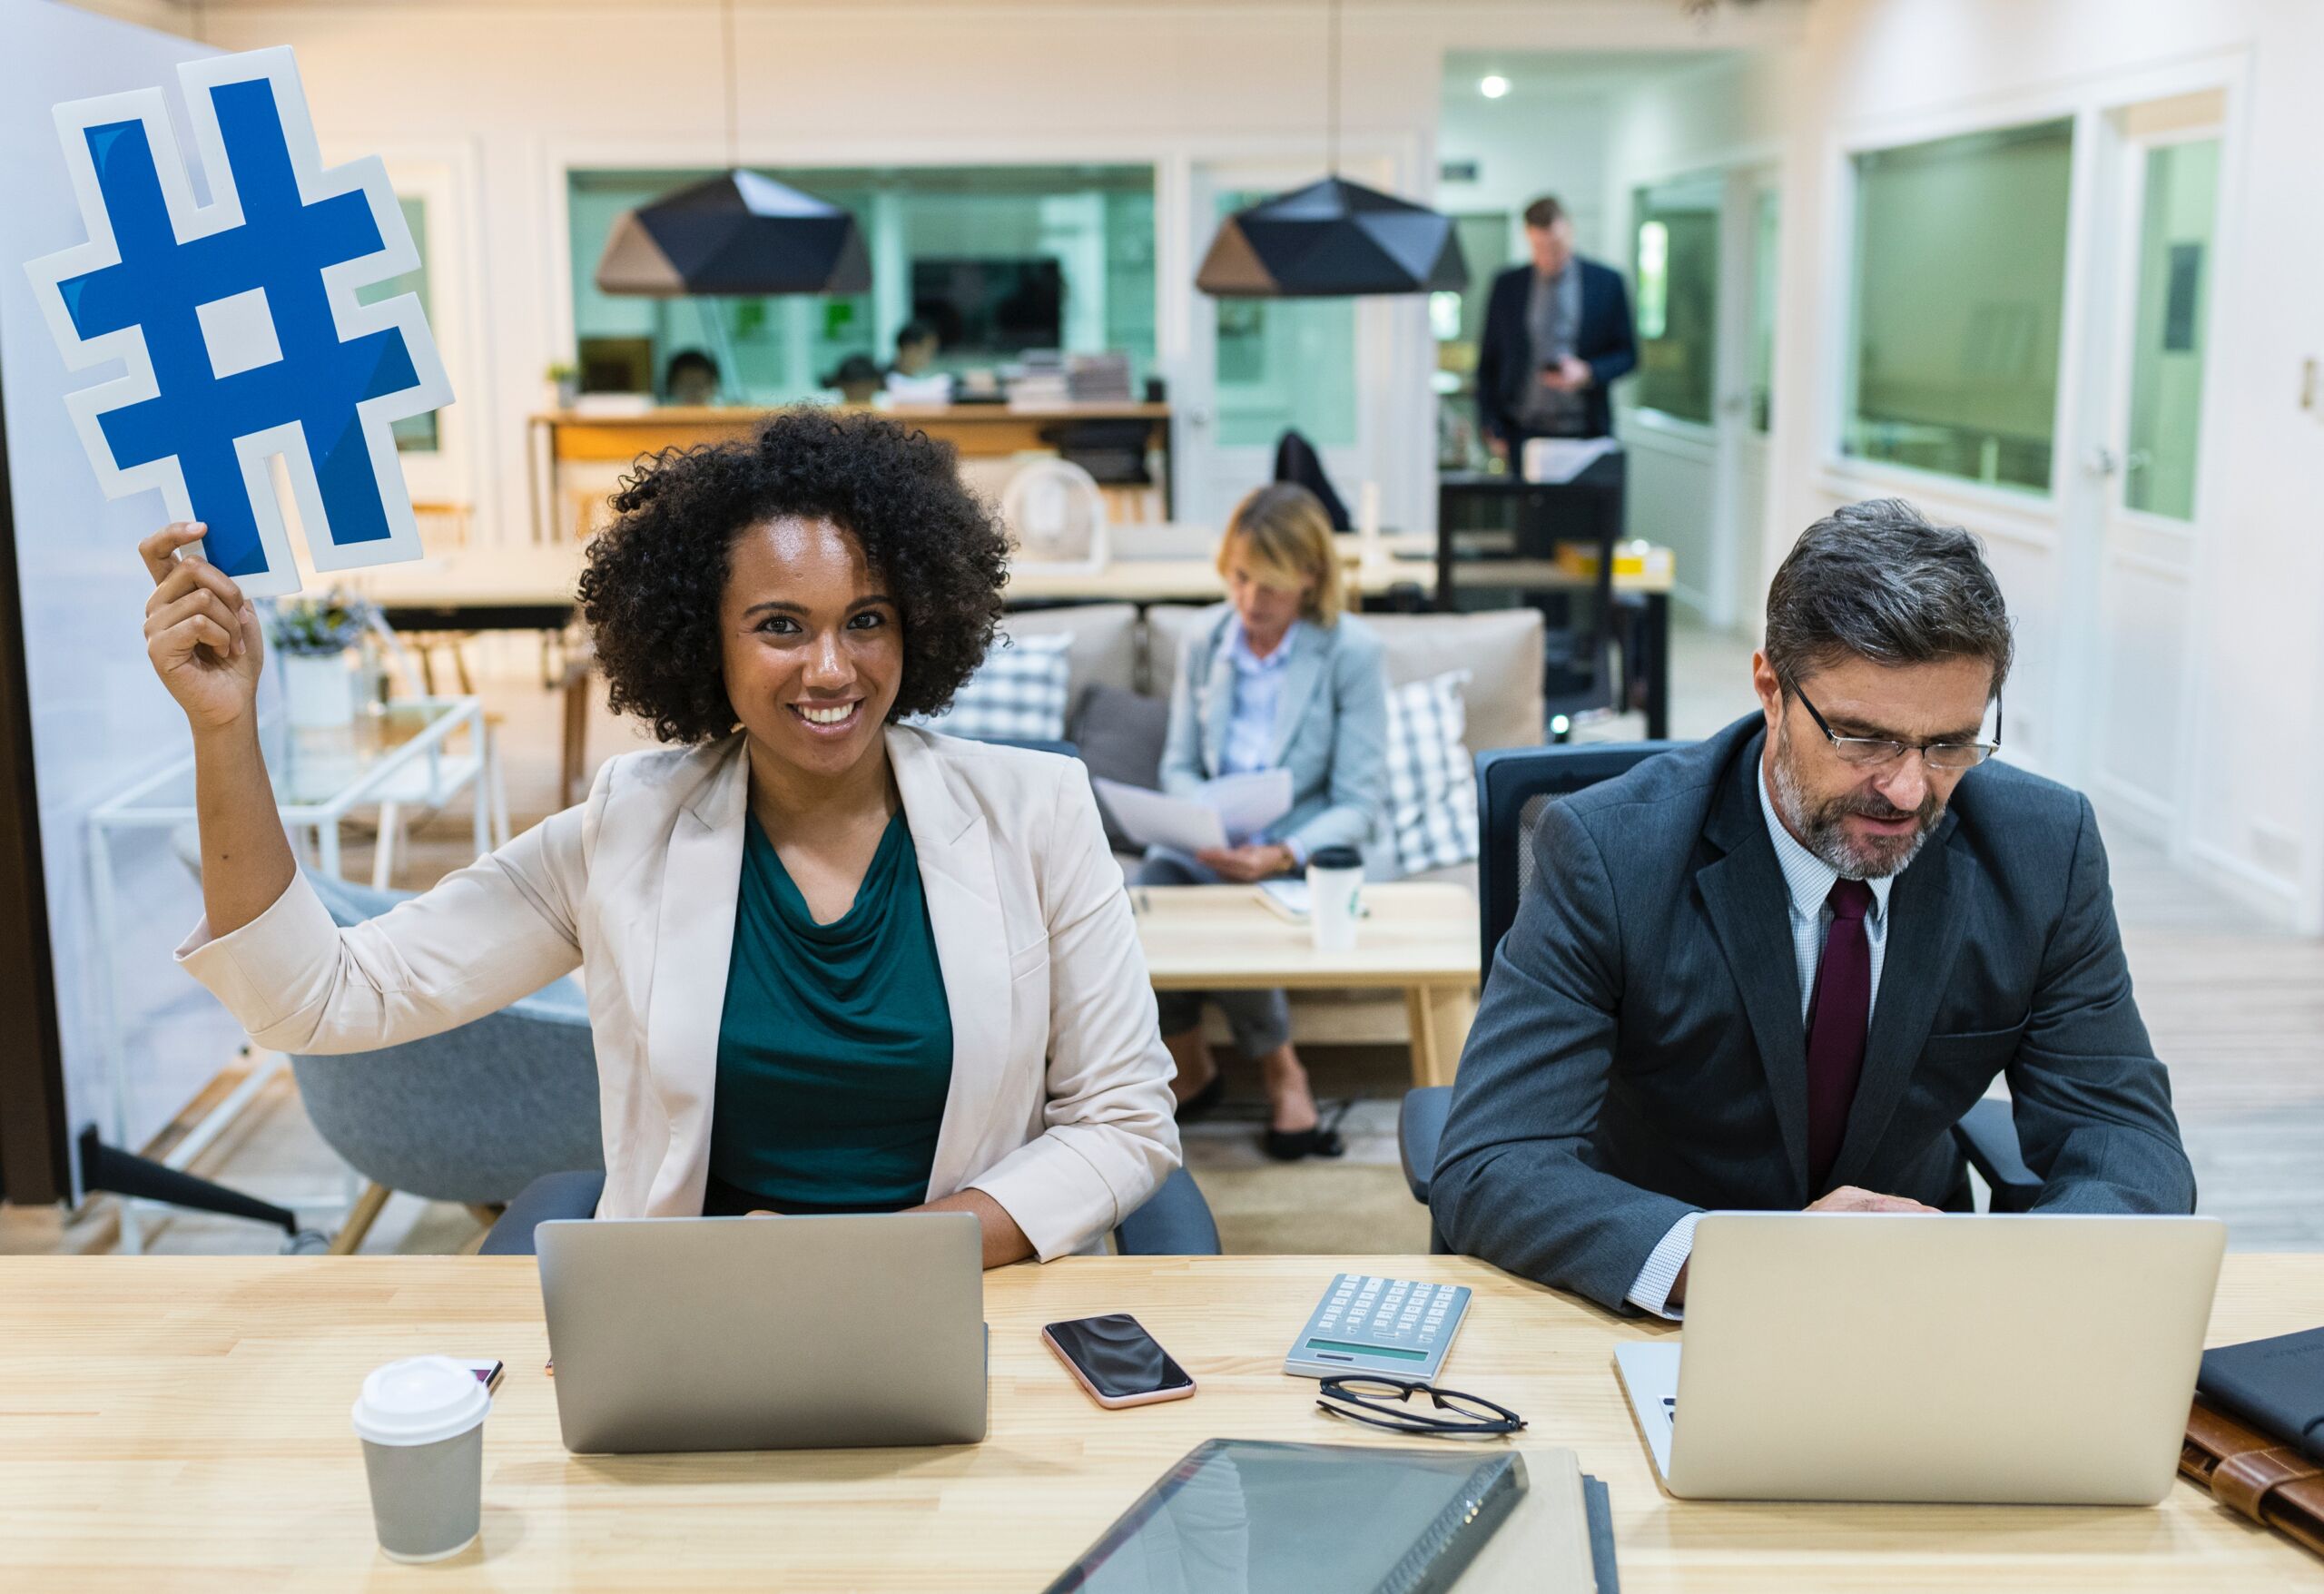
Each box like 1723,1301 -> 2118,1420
1804,879 -> 1875,1189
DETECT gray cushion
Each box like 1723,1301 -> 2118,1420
1144,604 -> 1546,753
1141,604 -> 1213,701
1069,684 -> 1170,850
1360,609 -> 1546,753
996,603 -> 1141,703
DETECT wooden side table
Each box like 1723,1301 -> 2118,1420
1131,881 -> 1481,1087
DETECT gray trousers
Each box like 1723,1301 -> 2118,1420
1135,848 -> 1293,1059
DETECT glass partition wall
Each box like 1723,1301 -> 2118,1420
566,165 -> 1157,405
1844,119 -> 2075,492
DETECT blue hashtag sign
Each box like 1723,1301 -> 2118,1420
25,47 -> 452,597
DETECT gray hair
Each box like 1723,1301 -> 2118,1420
1763,498 -> 2014,696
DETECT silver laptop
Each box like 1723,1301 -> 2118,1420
536,1212 -> 987,1454
1614,1212 -> 2224,1504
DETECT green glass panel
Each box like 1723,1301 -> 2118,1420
1631,182 -> 1718,425
1846,120 -> 2073,492
356,197 -> 438,452
2123,138 -> 2219,521
566,166 -> 1156,407
1212,190 -> 1358,448
1750,189 -> 1778,433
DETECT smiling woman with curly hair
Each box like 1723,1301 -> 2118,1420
147,408 -> 1180,1267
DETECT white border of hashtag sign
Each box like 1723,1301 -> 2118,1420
22,45 -> 454,599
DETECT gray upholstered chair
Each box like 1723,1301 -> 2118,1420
296,871 -> 601,1253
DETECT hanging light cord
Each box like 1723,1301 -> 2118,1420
722,0 -> 740,170
1325,0 -> 1342,175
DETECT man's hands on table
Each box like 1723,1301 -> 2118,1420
1667,1186 -> 1942,1309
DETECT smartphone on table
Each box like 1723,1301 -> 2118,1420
1043,1314 -> 1195,1409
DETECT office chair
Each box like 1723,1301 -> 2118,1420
298,871 -> 603,1254
1399,743 -> 2042,1254
1272,428 -> 1350,530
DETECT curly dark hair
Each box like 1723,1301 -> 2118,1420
576,408 -> 1009,743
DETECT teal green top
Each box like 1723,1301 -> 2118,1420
706,811 -> 954,1215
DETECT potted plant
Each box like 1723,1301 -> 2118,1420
547,360 -> 578,409
267,590 -> 378,730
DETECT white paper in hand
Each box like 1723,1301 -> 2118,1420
1200,768 -> 1293,842
1092,779 -> 1228,853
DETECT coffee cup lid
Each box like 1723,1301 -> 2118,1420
1306,846 -> 1362,871
351,1355 -> 490,1447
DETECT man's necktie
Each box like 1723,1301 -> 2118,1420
1804,878 -> 1876,1189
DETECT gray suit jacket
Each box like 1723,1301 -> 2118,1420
1159,605 -> 1389,872
1430,714 -> 2196,1314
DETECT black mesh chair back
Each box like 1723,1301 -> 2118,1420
1475,742 -> 1683,989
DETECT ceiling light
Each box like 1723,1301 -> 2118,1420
1480,74 -> 1510,99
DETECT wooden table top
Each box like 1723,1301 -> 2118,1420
1133,881 -> 1479,990
3,1254 -> 2317,1591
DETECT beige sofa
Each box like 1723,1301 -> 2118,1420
1000,602 -> 1545,1047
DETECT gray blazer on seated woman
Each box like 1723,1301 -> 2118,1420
145,410 -> 1178,1267
1137,483 -> 1389,1162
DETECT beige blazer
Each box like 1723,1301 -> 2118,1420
175,727 -> 1181,1259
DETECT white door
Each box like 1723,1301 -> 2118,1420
2084,113 -> 2222,835
1719,172 -> 1780,632
1177,159 -> 1398,529
1619,172 -> 1724,621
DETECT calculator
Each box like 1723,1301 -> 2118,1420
1282,1274 -> 1472,1382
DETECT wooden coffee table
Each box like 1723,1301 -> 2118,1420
1131,882 -> 1481,1087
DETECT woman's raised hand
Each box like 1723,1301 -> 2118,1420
140,523 -> 265,732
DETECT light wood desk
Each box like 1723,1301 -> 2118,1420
530,402 -> 1176,541
348,536 -> 1445,617
3,1254 -> 2317,1591
1134,882 -> 1479,1087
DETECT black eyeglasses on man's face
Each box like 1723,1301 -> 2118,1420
1789,681 -> 2002,772
1315,1376 -> 1525,1439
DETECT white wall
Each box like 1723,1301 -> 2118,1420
1598,54 -> 1790,625
1764,0 -> 2324,929
125,0 -> 1797,550
1439,79 -> 1620,260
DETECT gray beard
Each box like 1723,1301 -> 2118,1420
1770,724 -> 1936,881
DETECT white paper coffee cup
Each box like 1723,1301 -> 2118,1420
1305,847 -> 1364,952
351,1355 -> 490,1562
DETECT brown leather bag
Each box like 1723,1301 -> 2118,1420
2181,1399 -> 2324,1558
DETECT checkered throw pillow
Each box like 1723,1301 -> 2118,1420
914,631 -> 1073,743
1384,670 -> 1479,876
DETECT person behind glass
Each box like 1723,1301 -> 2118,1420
1474,195 -> 1637,459
888,320 -> 940,383
665,347 -> 721,407
147,409 -> 1179,1265
1137,484 -> 1389,1162
822,352 -> 885,406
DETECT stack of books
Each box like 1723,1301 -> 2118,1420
1004,351 -> 1070,408
1065,351 -> 1133,404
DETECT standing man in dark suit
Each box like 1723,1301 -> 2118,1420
1475,195 -> 1638,457
1431,499 -> 2195,1316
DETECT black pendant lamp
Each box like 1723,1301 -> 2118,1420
1196,0 -> 1468,298
593,0 -> 869,298
595,171 -> 870,297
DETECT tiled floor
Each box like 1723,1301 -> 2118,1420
7,615 -> 2319,1258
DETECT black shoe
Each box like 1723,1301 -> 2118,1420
1174,1072 -> 1226,1122
1262,1125 -> 1345,1162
